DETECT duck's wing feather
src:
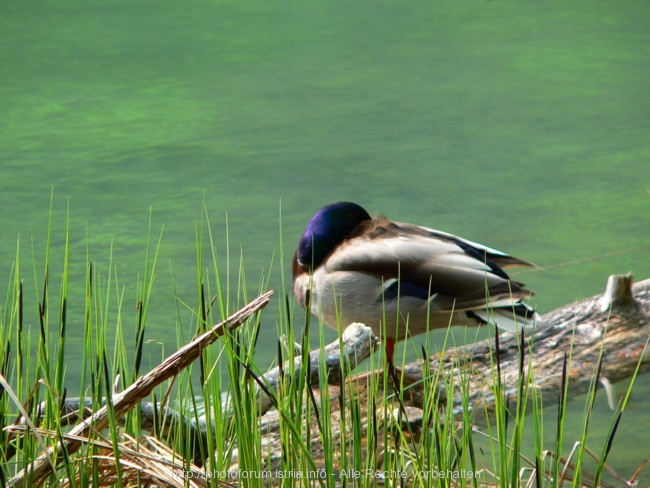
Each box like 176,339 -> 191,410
326,219 -> 534,312
386,221 -> 539,270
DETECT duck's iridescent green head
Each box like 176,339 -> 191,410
297,202 -> 371,269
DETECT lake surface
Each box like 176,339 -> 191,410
1,0 -> 649,479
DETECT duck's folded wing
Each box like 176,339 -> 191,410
391,222 -> 539,269
326,226 -> 533,312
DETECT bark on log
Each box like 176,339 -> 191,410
256,322 -> 378,413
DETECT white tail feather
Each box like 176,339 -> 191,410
473,308 -> 539,332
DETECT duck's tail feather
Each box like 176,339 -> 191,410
470,301 -> 540,332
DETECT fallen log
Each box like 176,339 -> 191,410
231,274 -> 650,478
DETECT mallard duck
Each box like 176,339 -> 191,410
292,202 -> 539,364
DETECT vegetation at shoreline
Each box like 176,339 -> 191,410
0,203 -> 646,487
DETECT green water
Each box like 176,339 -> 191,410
2,0 -> 649,478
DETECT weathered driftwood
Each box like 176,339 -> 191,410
257,322 -> 378,412
19,322 -> 378,452
230,274 -> 650,477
